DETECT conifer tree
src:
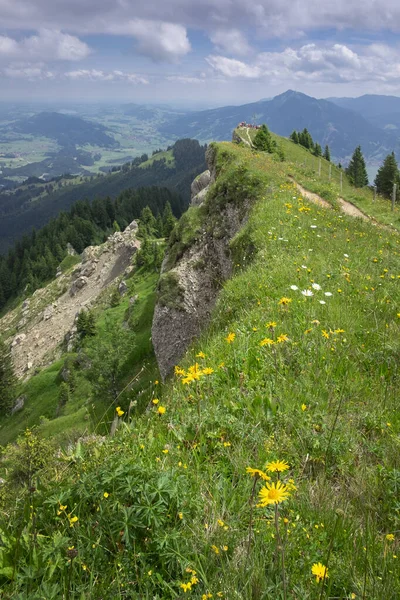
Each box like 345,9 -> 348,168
162,202 -> 176,238
155,213 -> 164,238
289,131 -> 299,144
299,128 -> 314,150
0,339 -> 16,414
375,152 -> 400,199
253,124 -> 274,152
323,145 -> 331,162
346,146 -> 368,187
313,143 -> 322,157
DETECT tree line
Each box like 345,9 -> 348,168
290,129 -> 331,161
0,186 -> 182,310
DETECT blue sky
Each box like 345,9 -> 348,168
1,0 -> 400,106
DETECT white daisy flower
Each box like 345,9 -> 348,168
344,254 -> 349,258
301,265 -> 308,269
312,283 -> 321,290
324,292 -> 333,297
319,300 -> 326,304
310,225 -> 317,229
290,285 -> 299,291
301,290 -> 313,297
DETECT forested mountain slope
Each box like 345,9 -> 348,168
0,138 -> 206,253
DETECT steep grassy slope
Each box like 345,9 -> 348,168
1,141 -> 400,599
239,126 -> 400,230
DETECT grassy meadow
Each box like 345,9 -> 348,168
0,139 -> 399,598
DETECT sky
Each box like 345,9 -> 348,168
1,0 -> 400,106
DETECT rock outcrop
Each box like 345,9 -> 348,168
2,219 -> 141,378
152,145 -> 250,380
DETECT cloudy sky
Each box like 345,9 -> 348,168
1,0 -> 400,106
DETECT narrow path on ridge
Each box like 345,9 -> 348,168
289,178 -> 390,228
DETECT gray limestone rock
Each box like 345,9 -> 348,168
70,276 -> 89,296
11,395 -> 26,414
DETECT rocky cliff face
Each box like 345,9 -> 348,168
151,145 -> 251,380
2,222 -> 140,378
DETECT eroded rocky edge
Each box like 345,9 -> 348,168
152,145 -> 250,380
2,221 -> 140,378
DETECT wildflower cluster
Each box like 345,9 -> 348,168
179,568 -> 199,593
175,360 -> 214,386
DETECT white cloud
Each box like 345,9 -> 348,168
210,29 -> 252,56
206,56 -> 261,78
166,75 -> 205,84
108,19 -> 191,62
0,29 -> 91,62
3,63 -> 55,80
65,69 -> 149,84
207,43 -> 400,85
129,20 -> 191,62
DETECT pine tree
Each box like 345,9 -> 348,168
323,145 -> 331,162
162,202 -> 176,238
0,339 -> 16,414
346,146 -> 369,187
76,310 -> 96,339
155,213 -> 164,238
299,128 -> 314,150
290,131 -> 299,144
375,152 -> 400,199
313,143 -> 322,157
253,124 -> 274,152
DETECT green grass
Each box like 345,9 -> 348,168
1,141 -> 400,599
235,127 -> 400,230
138,149 -> 175,169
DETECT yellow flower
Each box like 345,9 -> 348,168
116,406 -> 124,417
152,398 -> 159,404
386,534 -> 395,542
175,365 -> 186,376
226,332 -> 236,343
304,328 -> 312,334
182,374 -> 195,385
217,519 -> 225,527
246,467 -> 271,481
157,406 -> 166,415
266,321 -> 277,328
311,562 -> 329,583
265,460 -> 290,473
211,545 -> 219,554
69,515 -> 78,527
202,367 -> 214,375
180,582 -> 192,592
278,297 -> 292,306
196,351 -> 206,358
222,545 -> 228,552
276,333 -> 289,343
179,512 -> 183,520
301,403 -> 307,411
257,481 -> 291,506
322,330 -> 330,339
103,492 -> 109,499
162,449 -> 169,454
202,594 -> 213,599
154,380 -> 159,385
260,337 -> 275,347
